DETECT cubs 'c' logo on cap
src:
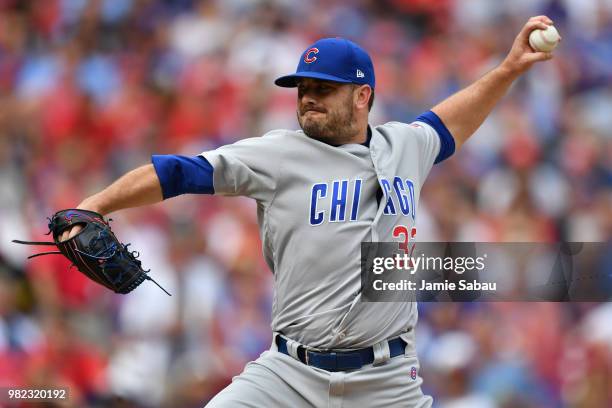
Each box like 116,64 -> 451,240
304,47 -> 319,63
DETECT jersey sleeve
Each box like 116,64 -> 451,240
200,131 -> 284,202
379,111 -> 455,184
151,155 -> 215,199
413,110 -> 455,165
403,110 -> 455,181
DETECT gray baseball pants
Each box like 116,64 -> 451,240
206,335 -> 433,408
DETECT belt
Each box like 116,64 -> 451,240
275,335 -> 407,372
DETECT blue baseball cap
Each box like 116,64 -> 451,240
274,38 -> 375,89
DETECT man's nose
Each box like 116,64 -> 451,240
299,90 -> 317,105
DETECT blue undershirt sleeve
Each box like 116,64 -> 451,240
415,110 -> 456,164
151,155 -> 215,199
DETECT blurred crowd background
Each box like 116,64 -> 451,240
0,0 -> 610,407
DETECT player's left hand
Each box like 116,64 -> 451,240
13,209 -> 171,295
501,16 -> 559,75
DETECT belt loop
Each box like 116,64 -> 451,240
373,339 -> 391,366
286,338 -> 301,361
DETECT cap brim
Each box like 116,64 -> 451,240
274,72 -> 352,87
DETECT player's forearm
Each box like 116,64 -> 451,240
431,65 -> 519,149
78,164 -> 163,215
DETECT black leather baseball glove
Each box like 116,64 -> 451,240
13,209 -> 170,295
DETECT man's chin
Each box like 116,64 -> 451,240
300,118 -> 321,132
300,115 -> 324,126
301,128 -> 321,139
301,124 -> 326,141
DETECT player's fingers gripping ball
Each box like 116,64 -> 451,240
529,25 -> 561,52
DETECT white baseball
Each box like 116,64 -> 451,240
529,25 -> 560,52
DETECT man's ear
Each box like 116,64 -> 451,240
354,85 -> 372,110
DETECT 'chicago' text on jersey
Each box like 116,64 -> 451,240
309,177 -> 416,225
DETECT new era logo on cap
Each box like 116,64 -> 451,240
274,38 -> 375,89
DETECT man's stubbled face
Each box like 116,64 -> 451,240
296,79 -> 358,145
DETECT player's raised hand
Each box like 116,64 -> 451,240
501,16 -> 559,75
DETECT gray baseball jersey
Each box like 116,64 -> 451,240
201,117 -> 446,353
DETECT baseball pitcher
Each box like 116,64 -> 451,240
48,16 -> 556,407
